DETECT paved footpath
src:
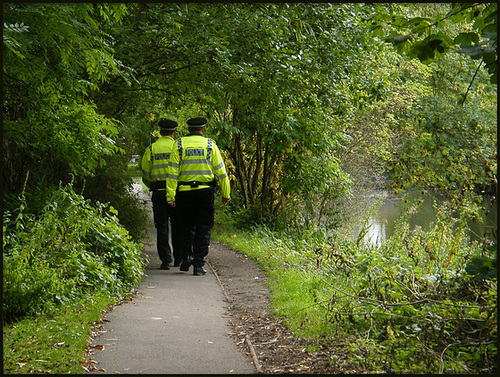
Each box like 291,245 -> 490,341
88,184 -> 255,374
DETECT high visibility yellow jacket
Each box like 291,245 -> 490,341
166,134 -> 230,201
141,136 -> 175,190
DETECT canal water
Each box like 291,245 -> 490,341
347,190 -> 497,248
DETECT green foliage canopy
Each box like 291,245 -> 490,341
3,2 -> 496,228
3,3 -> 130,193
104,3 -> 397,222
372,3 -> 497,83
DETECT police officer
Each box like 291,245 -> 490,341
141,119 -> 181,270
166,117 -> 230,275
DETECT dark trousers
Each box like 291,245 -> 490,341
176,188 -> 215,268
152,189 -> 180,264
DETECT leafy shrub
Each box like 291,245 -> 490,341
74,152 -> 150,242
3,181 -> 58,221
3,183 -> 147,323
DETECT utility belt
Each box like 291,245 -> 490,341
178,180 -> 216,189
150,181 -> 166,191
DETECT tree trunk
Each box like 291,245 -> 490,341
231,113 -> 250,208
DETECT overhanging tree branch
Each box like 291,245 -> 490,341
461,57 -> 484,106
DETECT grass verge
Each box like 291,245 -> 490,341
211,218 -> 338,340
3,293 -> 121,374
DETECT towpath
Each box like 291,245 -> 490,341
87,184 -> 256,374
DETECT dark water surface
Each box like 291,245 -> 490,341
349,191 -> 497,247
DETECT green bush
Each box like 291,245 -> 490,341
3,183 -> 147,323
74,152 -> 150,242
218,194 -> 287,231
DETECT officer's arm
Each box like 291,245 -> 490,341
140,147 -> 152,189
166,146 -> 180,202
212,144 -> 230,201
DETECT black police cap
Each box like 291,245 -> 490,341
187,117 -> 207,127
158,119 -> 178,130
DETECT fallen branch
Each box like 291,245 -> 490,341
207,260 -> 231,303
245,334 -> 262,373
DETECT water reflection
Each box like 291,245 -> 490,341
349,191 -> 497,248
363,217 -> 386,248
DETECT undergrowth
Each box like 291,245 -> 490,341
3,182 -> 148,373
213,196 -> 497,373
3,182 -> 147,322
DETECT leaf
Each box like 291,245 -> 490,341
465,255 -> 497,281
404,16 -> 432,34
410,42 -> 433,62
483,9 -> 497,24
370,24 -> 384,37
454,32 -> 479,45
385,34 -> 411,44
457,44 -> 490,58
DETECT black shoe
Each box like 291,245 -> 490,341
160,262 -> 171,270
193,266 -> 207,276
173,260 -> 181,267
179,259 -> 191,272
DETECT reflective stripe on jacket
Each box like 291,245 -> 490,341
141,136 -> 175,190
166,134 -> 230,201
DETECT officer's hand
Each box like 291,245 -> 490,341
222,197 -> 230,205
168,201 -> 176,207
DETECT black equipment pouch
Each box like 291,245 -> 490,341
150,181 -> 166,191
